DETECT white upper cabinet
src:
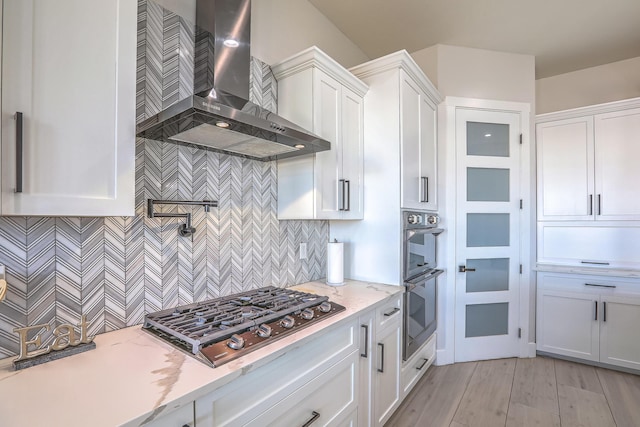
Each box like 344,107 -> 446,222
400,71 -> 438,211
274,47 -> 367,220
1,0 -> 136,216
594,108 -> 640,220
537,100 -> 640,221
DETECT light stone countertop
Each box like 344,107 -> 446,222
0,279 -> 402,427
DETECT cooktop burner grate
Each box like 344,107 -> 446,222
143,286 -> 345,366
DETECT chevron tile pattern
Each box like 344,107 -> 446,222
0,3 -> 328,359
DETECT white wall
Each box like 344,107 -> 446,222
412,44 -> 535,104
153,0 -> 369,69
251,0 -> 369,68
536,56 -> 640,114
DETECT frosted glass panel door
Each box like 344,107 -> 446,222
455,109 -> 522,362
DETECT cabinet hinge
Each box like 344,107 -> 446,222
519,264 -> 523,274
519,199 -> 523,209
519,134 -> 523,145
518,328 -> 522,338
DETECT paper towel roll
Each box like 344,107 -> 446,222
327,241 -> 344,286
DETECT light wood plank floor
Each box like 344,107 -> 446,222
385,357 -> 640,427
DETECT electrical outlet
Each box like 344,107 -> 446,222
299,243 -> 307,260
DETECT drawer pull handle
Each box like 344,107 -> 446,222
416,358 -> 429,370
384,307 -> 400,317
378,343 -> 385,373
585,283 -> 616,289
360,324 -> 369,358
301,411 -> 320,427
421,177 -> 429,203
581,260 -> 610,266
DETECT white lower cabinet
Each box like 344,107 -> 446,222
357,294 -> 403,427
537,272 -> 640,370
153,294 -> 405,427
401,333 -> 436,397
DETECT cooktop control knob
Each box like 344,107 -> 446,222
280,315 -> 295,329
407,214 -> 423,225
318,301 -> 332,313
426,215 -> 439,225
300,308 -> 315,320
227,334 -> 245,350
257,324 -> 272,338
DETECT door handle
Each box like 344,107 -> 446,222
589,194 -> 593,215
459,265 -> 476,273
377,343 -> 385,373
15,112 -> 23,193
595,301 -> 598,321
597,194 -> 602,216
345,180 -> 351,211
338,179 -> 345,211
360,324 -> 369,358
421,177 -> 429,203
603,301 -> 607,322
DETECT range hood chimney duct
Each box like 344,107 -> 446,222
136,0 -> 330,161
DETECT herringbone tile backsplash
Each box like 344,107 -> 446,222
0,0 -> 328,359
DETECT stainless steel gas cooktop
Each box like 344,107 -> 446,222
143,286 -> 345,367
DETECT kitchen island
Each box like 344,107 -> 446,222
0,280 -> 402,427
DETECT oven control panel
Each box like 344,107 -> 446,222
404,211 -> 439,228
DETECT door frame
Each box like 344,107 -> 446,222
436,97 -> 534,365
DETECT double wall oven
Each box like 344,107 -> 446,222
403,211 -> 443,360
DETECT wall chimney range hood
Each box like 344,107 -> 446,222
136,0 -> 330,161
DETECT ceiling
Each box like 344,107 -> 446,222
308,0 -> 640,79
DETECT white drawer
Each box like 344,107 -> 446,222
538,272 -> 640,295
196,319 -> 357,427
245,351 -> 359,427
401,333 -> 435,397
376,294 -> 402,332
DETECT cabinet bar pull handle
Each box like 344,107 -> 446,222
589,194 -> 593,215
360,324 -> 369,358
421,177 -> 428,202
345,180 -> 351,211
426,177 -> 429,203
595,301 -> 598,321
459,265 -> 476,273
603,301 -> 607,322
585,283 -> 616,289
581,260 -> 610,266
338,179 -> 345,211
301,411 -> 320,427
377,343 -> 385,373
384,307 -> 400,317
416,358 -> 429,370
597,194 -> 602,215
15,112 -> 23,193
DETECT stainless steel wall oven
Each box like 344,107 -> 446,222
403,211 -> 443,361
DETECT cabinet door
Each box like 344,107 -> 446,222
1,0 -> 136,216
340,86 -> 364,220
419,95 -> 437,211
374,324 -> 401,427
400,73 -> 422,210
536,289 -> 599,361
599,294 -> 640,370
358,310 -> 375,427
594,108 -> 640,220
536,117 -> 594,220
314,70 -> 342,220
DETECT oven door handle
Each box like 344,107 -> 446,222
405,269 -> 444,290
